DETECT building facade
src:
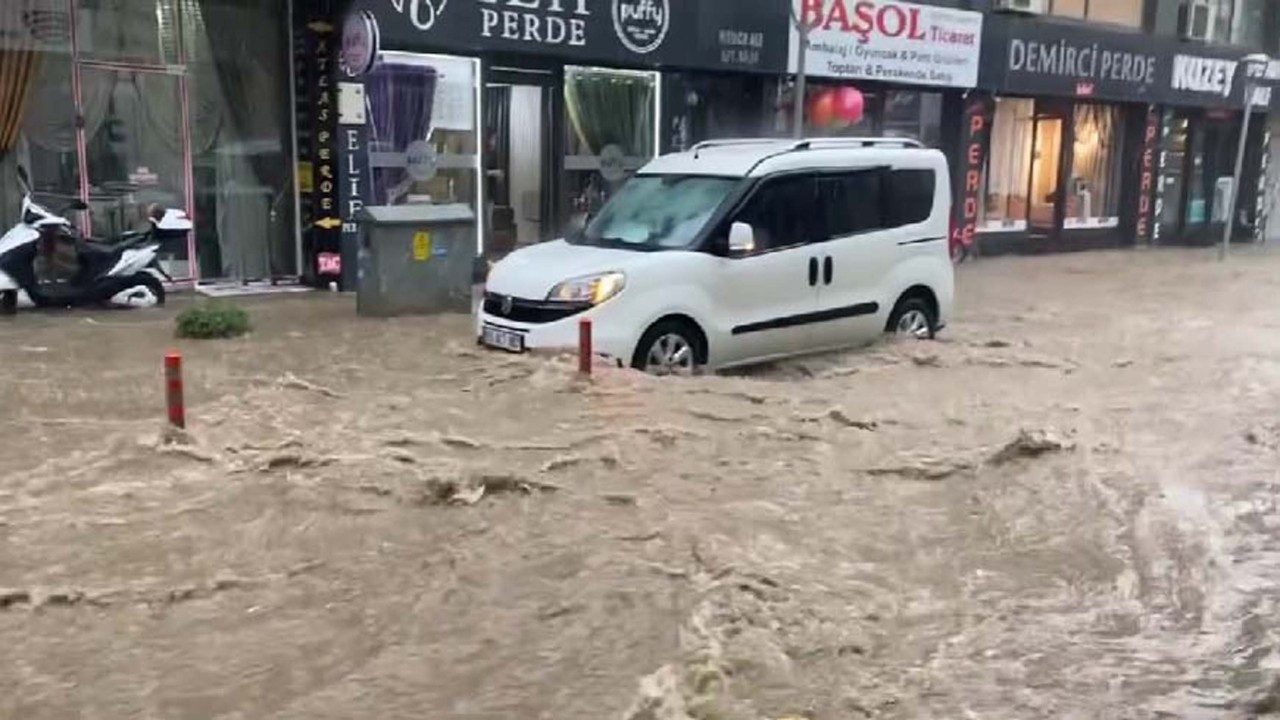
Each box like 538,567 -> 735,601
960,0 -> 1278,255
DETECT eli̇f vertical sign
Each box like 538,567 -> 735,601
338,9 -> 377,291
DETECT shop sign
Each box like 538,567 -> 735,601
1171,55 -> 1237,99
951,94 -> 993,253
352,0 -> 787,73
308,20 -> 341,230
1135,107 -> 1160,244
789,0 -> 982,88
1167,52 -> 1272,109
981,17 -> 1158,103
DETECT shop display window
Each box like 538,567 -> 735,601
1066,104 -> 1122,229
980,98 -> 1034,233
803,84 -> 942,148
563,66 -> 657,234
186,0 -> 298,279
365,52 -> 480,214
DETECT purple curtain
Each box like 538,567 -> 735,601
366,62 -> 437,205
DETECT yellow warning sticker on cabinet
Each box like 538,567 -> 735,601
412,231 -> 431,261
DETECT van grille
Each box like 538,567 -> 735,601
483,292 -> 591,324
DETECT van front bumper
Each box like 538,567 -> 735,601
476,294 -> 637,367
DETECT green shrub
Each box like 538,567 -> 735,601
175,302 -> 251,339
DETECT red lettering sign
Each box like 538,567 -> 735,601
317,252 -> 341,275
951,96 -> 993,259
809,0 -> 928,44
1135,109 -> 1160,242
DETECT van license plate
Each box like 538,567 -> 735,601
482,325 -> 525,353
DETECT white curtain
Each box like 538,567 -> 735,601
984,99 -> 1034,224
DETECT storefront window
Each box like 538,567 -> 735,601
77,0 -> 180,65
81,69 -> 191,274
883,91 -> 942,148
4,3 -> 88,290
661,73 -> 780,153
804,85 -> 943,148
980,98 -> 1034,232
2,25 -> 79,237
364,52 -> 480,223
563,66 -> 657,235
185,0 -> 297,280
1050,0 -> 1144,27
1066,104 -> 1123,228
1161,115 -> 1189,230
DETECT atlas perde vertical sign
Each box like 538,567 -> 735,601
348,0 -> 788,73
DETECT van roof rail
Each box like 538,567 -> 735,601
689,138 -> 788,152
689,136 -> 923,159
792,137 -> 923,150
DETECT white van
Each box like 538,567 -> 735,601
478,137 -> 954,374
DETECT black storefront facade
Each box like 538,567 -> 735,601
296,0 -> 789,287
961,13 -> 1271,257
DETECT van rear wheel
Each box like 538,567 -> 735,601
0,290 -> 16,315
887,297 -> 936,339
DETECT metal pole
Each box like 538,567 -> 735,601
792,16 -> 807,139
1223,83 -> 1255,261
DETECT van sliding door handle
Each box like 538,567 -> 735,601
823,256 -> 833,285
808,257 -> 819,286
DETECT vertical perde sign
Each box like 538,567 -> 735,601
952,94 -> 994,256
1135,106 -> 1160,244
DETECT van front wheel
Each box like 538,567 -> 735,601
632,319 -> 705,376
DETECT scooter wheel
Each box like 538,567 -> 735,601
0,291 -> 16,315
115,274 -> 166,308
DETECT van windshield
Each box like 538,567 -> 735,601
573,174 -> 739,250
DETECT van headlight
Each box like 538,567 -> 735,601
547,272 -> 626,305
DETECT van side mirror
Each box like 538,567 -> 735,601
728,221 -> 755,255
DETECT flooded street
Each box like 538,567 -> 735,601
5,247 -> 1280,719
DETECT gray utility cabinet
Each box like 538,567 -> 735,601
355,204 -> 476,317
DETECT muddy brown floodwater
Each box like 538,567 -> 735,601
4,248 -> 1280,719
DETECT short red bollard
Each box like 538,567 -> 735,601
164,351 -> 185,429
578,318 -> 593,376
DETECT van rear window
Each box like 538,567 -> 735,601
886,169 -> 935,227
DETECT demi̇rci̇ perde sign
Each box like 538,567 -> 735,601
355,0 -> 787,73
789,0 -> 983,88
984,19 -> 1158,102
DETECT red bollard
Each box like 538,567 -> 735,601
578,318 -> 593,376
165,351 -> 185,429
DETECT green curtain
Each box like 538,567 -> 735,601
564,71 -> 653,157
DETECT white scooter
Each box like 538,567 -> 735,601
0,167 -> 192,313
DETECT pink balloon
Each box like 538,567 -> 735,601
835,86 -> 865,124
